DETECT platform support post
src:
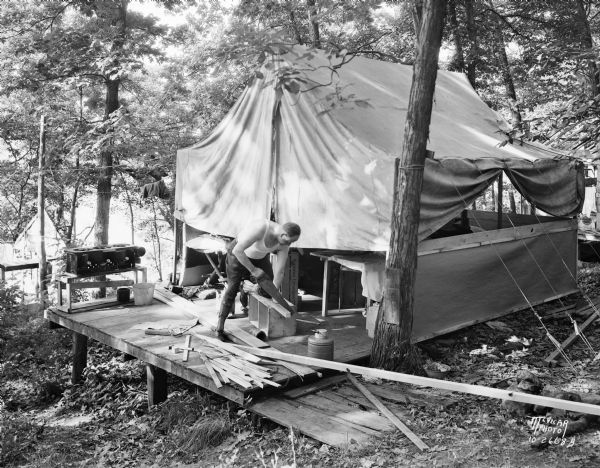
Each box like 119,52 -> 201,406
146,364 -> 168,408
71,332 -> 88,384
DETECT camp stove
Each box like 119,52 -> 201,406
64,244 -> 146,276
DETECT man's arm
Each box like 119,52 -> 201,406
272,246 -> 290,289
231,221 -> 267,277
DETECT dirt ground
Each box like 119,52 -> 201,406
2,267 -> 600,467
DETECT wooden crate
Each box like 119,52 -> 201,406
248,293 -> 296,339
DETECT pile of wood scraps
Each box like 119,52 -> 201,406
167,333 -> 281,390
167,333 -> 316,391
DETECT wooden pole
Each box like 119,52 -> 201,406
172,218 -> 181,285
71,332 -> 88,384
37,115 -> 47,303
146,364 -> 168,407
497,172 -> 503,229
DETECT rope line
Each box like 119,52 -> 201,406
515,164 -> 599,355
486,161 -> 599,360
446,161 -> 576,368
501,209 -> 596,355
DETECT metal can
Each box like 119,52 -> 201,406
308,329 -> 334,360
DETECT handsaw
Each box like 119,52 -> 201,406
256,276 -> 295,314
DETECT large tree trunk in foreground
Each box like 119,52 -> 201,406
370,0 -> 445,372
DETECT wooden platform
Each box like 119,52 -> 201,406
44,286 -> 397,447
45,289 -> 373,405
47,301 -> 305,404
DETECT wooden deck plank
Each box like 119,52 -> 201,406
248,397 -> 378,447
283,375 -> 347,399
270,311 -> 371,363
315,385 -> 413,420
299,392 -> 393,432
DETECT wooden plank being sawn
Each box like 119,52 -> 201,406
153,287 -> 268,348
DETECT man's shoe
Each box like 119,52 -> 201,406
214,330 -> 227,342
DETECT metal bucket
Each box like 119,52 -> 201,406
116,287 -> 131,303
132,282 -> 155,306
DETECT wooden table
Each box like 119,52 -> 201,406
56,265 -> 147,313
310,251 -> 384,317
0,259 -> 41,281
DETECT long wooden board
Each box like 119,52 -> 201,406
347,373 -> 428,451
237,345 -> 600,417
249,395 -> 382,447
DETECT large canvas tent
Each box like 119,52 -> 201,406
175,46 -> 584,340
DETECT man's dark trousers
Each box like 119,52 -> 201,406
216,242 -> 273,333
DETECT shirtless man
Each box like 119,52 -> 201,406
215,220 -> 301,338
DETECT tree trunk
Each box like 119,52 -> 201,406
93,2 -> 127,298
595,163 -> 600,229
120,172 -> 135,244
575,0 -> 599,98
370,0 -> 445,373
67,178 -> 80,246
493,22 -> 521,125
94,1 -> 127,246
286,0 -> 304,45
94,78 -> 117,246
306,0 -> 321,48
37,115 -> 47,303
67,86 -> 84,245
447,0 -> 466,72
464,0 -> 478,88
151,198 -> 163,281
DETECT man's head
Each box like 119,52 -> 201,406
279,222 -> 301,246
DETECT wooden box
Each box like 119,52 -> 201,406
248,293 -> 296,339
